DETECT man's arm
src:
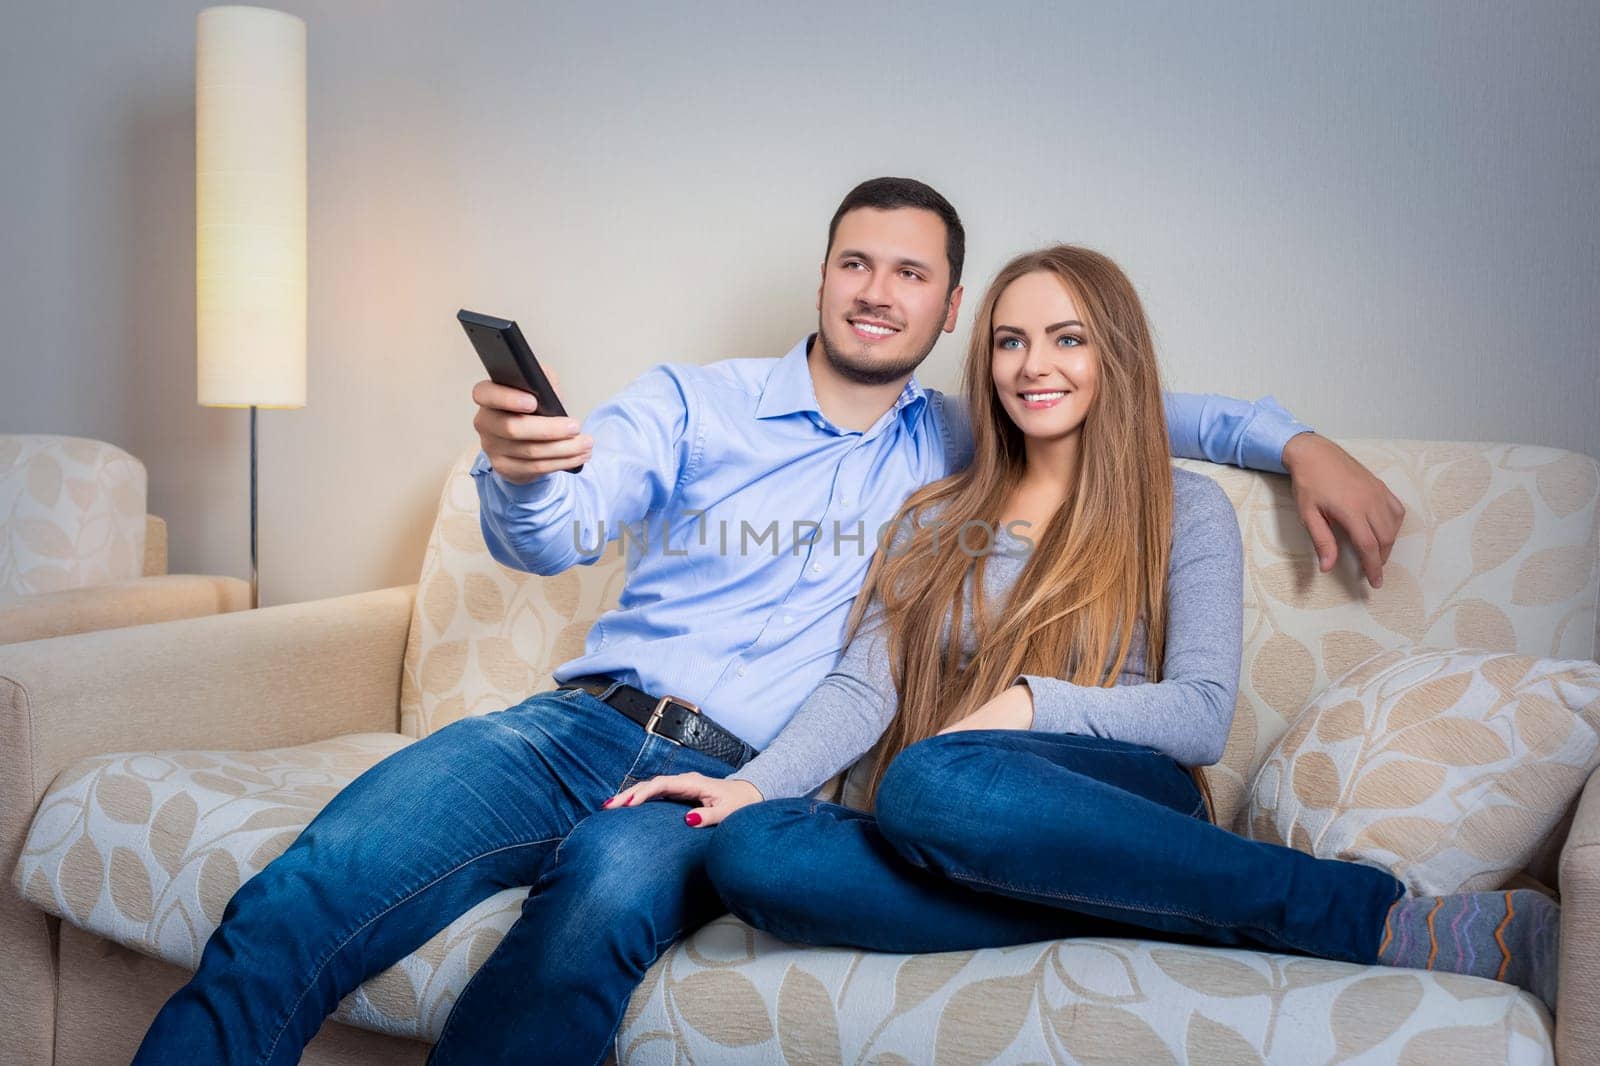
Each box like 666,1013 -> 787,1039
1164,391 -> 1406,589
1163,392 -> 1309,474
470,366 -> 692,576
942,388 -> 1404,586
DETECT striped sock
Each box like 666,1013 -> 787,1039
1376,889 -> 1559,1012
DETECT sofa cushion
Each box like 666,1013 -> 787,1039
8,734 -> 1561,1056
1191,443 -> 1598,833
617,916 -> 1553,1065
12,732 -> 557,1043
15,734 -> 414,959
1248,647 -> 1600,894
398,446 -> 629,740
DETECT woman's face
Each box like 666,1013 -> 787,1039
990,270 -> 1098,446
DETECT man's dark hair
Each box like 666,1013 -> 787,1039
825,177 -> 965,293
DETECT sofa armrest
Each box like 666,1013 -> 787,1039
0,583 -> 416,821
0,582 -> 415,1066
144,514 -> 168,576
0,574 -> 252,645
1558,765 -> 1600,1065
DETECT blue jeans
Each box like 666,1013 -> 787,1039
707,731 -> 1405,963
132,687 -> 737,1066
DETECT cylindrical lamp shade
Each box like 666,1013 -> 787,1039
196,5 -> 306,409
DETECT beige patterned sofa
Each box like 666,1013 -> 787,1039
0,435 -> 251,644
2,439 -> 1597,1066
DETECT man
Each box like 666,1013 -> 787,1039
134,178 -> 1403,1066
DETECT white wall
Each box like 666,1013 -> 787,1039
3,0 -> 1596,606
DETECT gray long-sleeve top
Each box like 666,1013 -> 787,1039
728,466 -> 1245,801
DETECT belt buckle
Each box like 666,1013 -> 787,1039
646,694 -> 701,741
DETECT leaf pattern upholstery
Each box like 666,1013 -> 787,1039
13,439 -> 1595,1058
0,434 -> 149,602
616,917 -> 1552,1064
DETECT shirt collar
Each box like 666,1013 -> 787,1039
754,336 -> 822,420
757,333 -> 929,433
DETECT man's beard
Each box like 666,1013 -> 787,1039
817,314 -> 943,386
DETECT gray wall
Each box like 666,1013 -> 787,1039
3,0 -> 1596,607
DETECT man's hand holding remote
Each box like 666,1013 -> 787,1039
472,379 -> 593,485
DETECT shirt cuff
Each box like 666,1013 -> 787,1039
469,450 -> 562,506
727,764 -> 778,802
1244,397 -> 1316,476
1014,674 -> 1087,736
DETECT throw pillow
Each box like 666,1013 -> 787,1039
1246,646 -> 1600,894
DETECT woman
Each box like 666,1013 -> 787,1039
605,245 -> 1558,1010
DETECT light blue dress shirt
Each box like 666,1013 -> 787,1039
470,334 -> 1310,749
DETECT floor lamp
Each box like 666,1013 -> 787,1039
195,5 -> 307,610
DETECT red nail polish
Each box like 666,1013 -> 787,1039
602,798 -> 613,808
685,811 -> 702,826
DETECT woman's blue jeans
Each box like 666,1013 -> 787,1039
131,686 -> 737,1066
707,731 -> 1405,963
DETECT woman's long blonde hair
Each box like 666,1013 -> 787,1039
850,244 -> 1176,807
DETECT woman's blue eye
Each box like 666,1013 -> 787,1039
1058,335 -> 1082,347
996,336 -> 1023,350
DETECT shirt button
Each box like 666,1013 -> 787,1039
839,497 -> 849,506
810,563 -> 822,574
782,614 -> 794,624
737,666 -> 747,678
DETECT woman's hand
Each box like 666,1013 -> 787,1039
937,684 -> 1036,735
601,773 -> 764,828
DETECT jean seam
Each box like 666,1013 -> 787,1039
257,834 -> 563,1066
548,775 -> 637,876
937,868 -> 1358,962
615,739 -> 652,796
436,839 -> 701,1066
598,926 -> 696,1066
544,737 -> 721,877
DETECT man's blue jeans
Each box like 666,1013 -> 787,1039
132,686 -> 737,1066
707,731 -> 1405,963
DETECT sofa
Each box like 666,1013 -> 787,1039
3,438 -> 1597,1065
0,434 -> 251,645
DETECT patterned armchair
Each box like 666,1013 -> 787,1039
1,439 -> 1596,1065
0,435 -> 250,645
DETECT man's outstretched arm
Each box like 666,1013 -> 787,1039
1164,392 -> 1307,474
470,365 -> 692,576
1164,392 -> 1405,590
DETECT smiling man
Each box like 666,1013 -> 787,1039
134,177 -> 1405,1066
821,205 -> 960,380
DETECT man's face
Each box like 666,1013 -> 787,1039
815,207 -> 963,386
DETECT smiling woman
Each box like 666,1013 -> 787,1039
827,243 -> 1182,788
990,269 -> 1099,509
695,241 -> 1563,1020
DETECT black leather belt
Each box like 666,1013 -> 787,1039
558,675 -> 757,769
